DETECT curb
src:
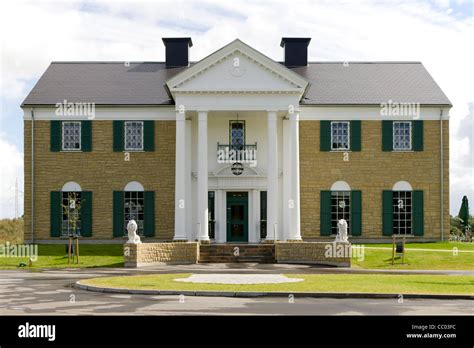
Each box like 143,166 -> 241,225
74,282 -> 474,300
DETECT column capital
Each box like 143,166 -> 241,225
198,110 -> 208,121
267,110 -> 277,121
289,111 -> 300,121
175,111 -> 185,121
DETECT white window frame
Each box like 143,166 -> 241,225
330,121 -> 350,151
330,190 -> 351,235
62,121 -> 82,151
124,191 -> 145,236
124,121 -> 144,151
392,190 -> 413,235
393,121 -> 412,151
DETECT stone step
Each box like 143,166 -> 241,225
199,244 -> 276,263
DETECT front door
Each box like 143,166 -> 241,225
226,192 -> 248,242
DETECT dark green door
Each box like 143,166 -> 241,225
226,192 -> 248,242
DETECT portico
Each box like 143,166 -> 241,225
167,39 -> 308,243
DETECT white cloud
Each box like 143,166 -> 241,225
0,133 -> 23,219
0,0 -> 472,215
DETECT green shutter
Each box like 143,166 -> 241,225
351,190 -> 362,236
413,190 -> 424,236
350,121 -> 361,151
113,191 -> 124,237
81,121 -> 92,152
320,121 -> 331,151
144,191 -> 155,237
382,190 -> 393,236
413,120 -> 423,151
50,191 -> 61,237
143,121 -> 155,151
50,121 -> 61,152
320,190 -> 332,236
113,121 -> 124,152
80,191 -> 92,237
382,121 -> 393,151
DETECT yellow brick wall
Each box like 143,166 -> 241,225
299,120 -> 449,240
24,120 -> 176,240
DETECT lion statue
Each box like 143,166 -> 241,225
126,220 -> 142,244
335,219 -> 349,243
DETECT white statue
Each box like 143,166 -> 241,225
126,220 -> 141,244
335,219 -> 349,243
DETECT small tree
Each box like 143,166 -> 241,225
61,192 -> 83,237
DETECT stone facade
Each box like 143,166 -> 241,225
299,120 -> 449,241
23,119 -> 449,243
275,242 -> 351,267
24,120 -> 176,241
124,242 -> 199,267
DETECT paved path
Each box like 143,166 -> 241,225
0,266 -> 472,315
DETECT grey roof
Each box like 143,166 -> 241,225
22,61 -> 451,106
291,62 -> 451,105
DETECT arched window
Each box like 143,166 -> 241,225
123,181 -> 145,236
392,181 -> 413,235
330,181 -> 351,235
61,181 -> 82,236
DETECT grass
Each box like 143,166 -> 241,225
0,241 -> 472,270
0,244 -> 124,269
0,218 -> 24,244
351,242 -> 474,270
79,273 -> 474,295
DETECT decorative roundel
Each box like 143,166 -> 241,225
229,66 -> 246,77
231,162 -> 244,176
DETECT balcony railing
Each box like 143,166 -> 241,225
216,143 -> 257,163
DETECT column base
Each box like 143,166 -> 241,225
172,239 -> 188,243
199,239 -> 211,245
262,239 -> 275,244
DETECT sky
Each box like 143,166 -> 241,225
0,0 -> 472,219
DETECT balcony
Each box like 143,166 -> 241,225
216,143 -> 257,164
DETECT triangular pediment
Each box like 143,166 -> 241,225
166,39 -> 308,96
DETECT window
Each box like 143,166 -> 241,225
331,191 -> 351,235
61,192 -> 82,236
124,191 -> 144,236
124,121 -> 144,151
62,122 -> 81,150
230,121 -> 245,150
331,121 -> 350,150
393,191 -> 412,235
393,121 -> 412,150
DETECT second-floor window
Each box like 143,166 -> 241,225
230,121 -> 245,150
393,121 -> 412,151
124,121 -> 144,151
331,121 -> 350,150
62,121 -> 81,150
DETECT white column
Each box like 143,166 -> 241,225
282,118 -> 291,241
197,111 -> 209,241
174,111 -> 187,240
288,111 -> 302,240
185,118 -> 192,240
266,111 -> 278,241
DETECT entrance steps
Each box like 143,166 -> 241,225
199,244 -> 275,263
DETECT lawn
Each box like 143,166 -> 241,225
0,244 -> 124,269
79,273 -> 474,295
352,242 -> 474,270
0,241 -> 472,270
